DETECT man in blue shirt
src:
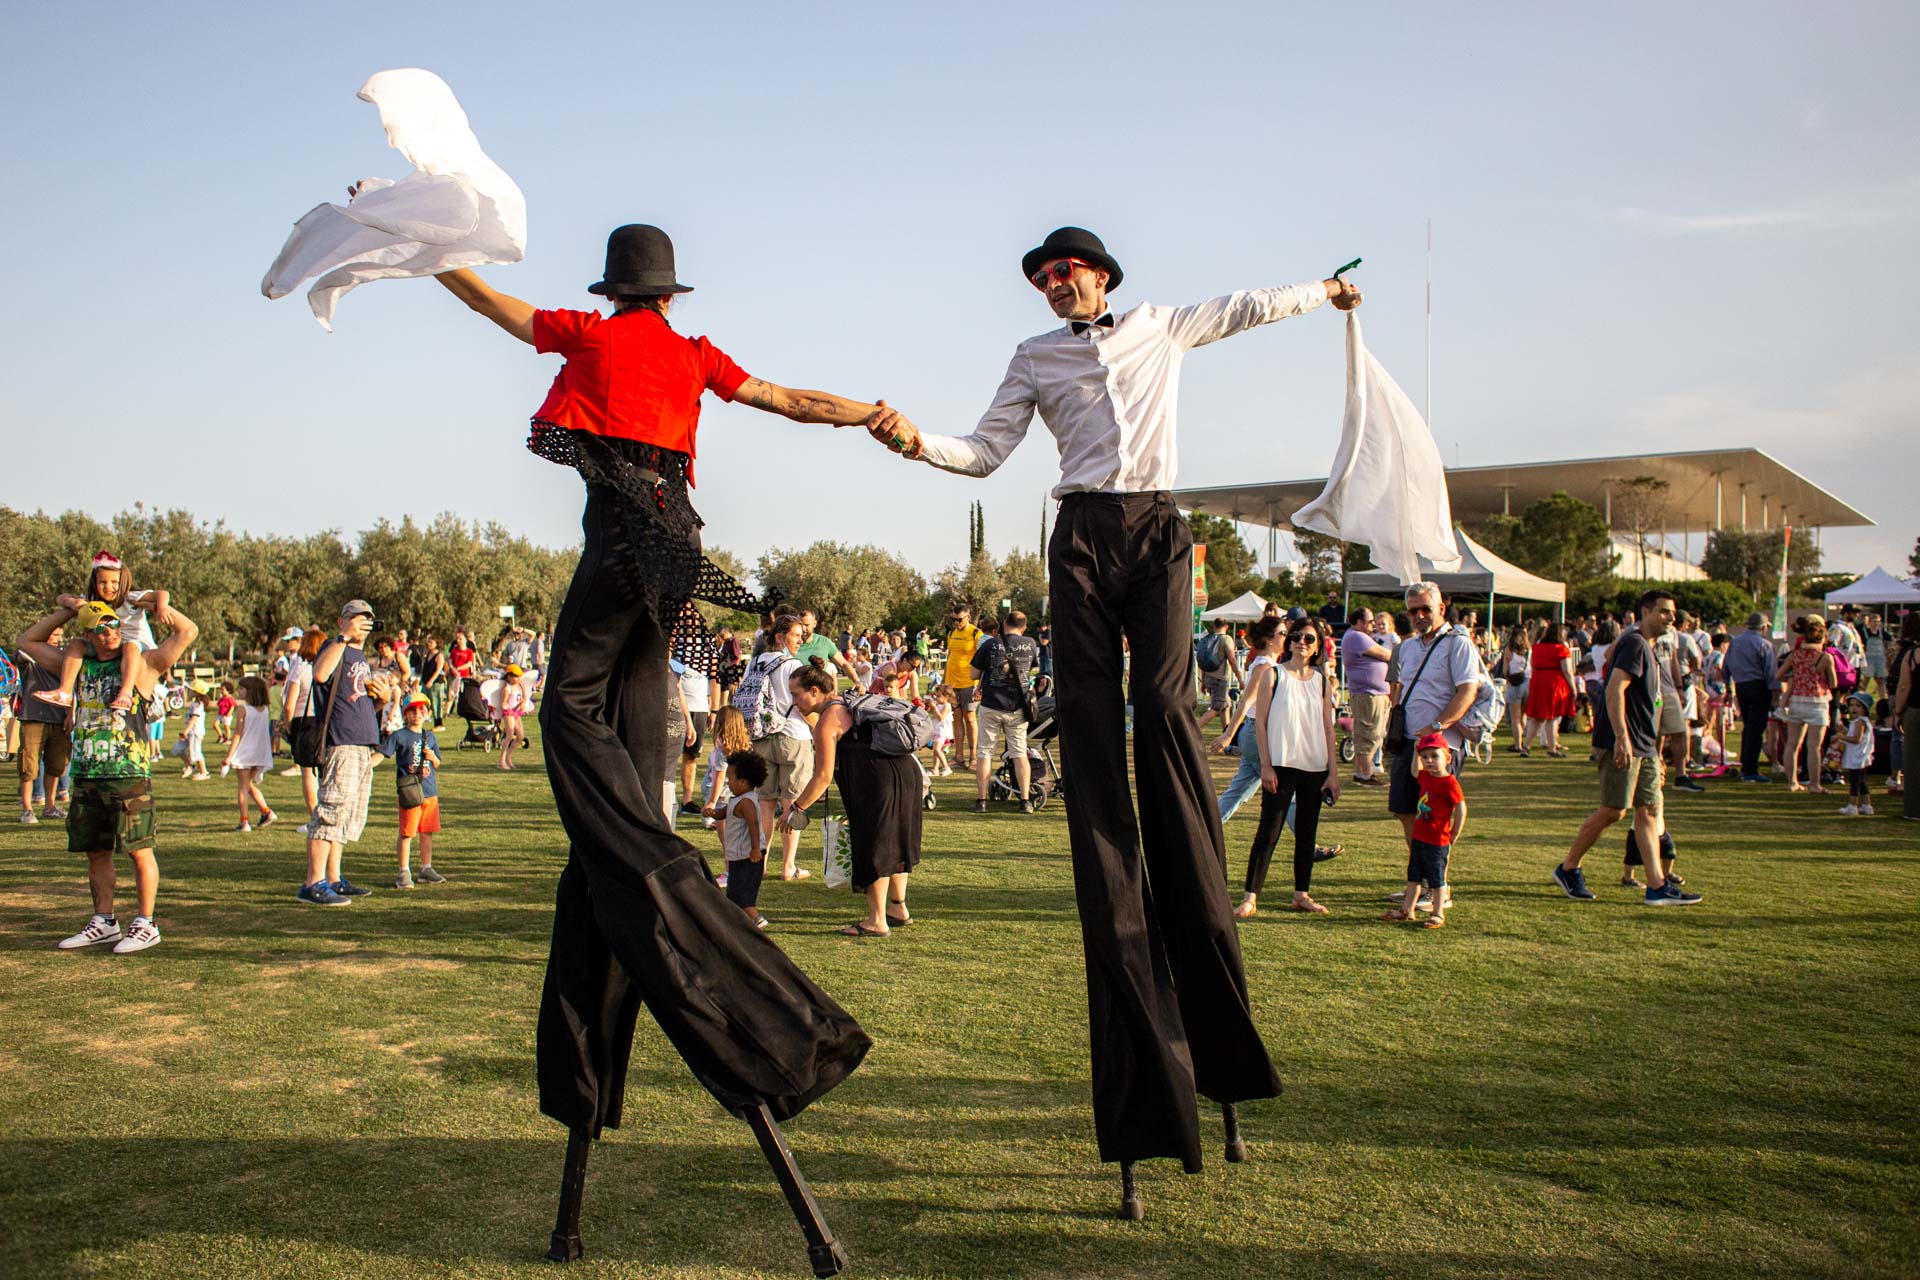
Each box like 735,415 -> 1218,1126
1724,611 -> 1780,782
300,600 -> 397,906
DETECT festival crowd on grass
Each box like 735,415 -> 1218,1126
5,549 -> 1916,953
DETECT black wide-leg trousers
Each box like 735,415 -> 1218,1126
1735,681 -> 1772,777
535,490 -> 869,1137
1048,492 -> 1281,1171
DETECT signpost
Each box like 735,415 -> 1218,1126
1192,544 -> 1208,634
1771,526 -> 1792,639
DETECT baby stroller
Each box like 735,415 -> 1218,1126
987,690 -> 1063,808
455,679 -> 501,751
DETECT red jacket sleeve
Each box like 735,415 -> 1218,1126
699,337 -> 751,401
533,308 -> 597,356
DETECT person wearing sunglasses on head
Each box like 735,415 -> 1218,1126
18,596 -> 201,956
863,227 -> 1359,1217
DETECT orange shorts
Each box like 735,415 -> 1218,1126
399,796 -> 441,838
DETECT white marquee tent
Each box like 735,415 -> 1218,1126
1200,590 -> 1270,622
1344,527 -> 1566,617
1824,566 -> 1920,607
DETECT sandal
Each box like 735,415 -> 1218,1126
1381,908 -> 1414,922
1420,915 -> 1446,929
782,868 -> 812,881
1233,899 -> 1258,919
1289,896 -> 1330,915
839,921 -> 888,938
886,898 -> 913,928
1548,749 -> 1569,758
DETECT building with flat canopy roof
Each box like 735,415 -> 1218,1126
1173,447 -> 1873,582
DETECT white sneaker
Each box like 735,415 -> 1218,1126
19,810 -> 36,825
295,822 -> 310,837
112,917 -> 161,954
1860,803 -> 1875,816
1838,804 -> 1858,816
58,914 -> 122,949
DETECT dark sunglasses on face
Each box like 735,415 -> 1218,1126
1407,605 -> 1435,615
1030,258 -> 1093,290
1291,634 -> 1319,646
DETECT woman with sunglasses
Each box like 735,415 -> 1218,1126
1241,622 -> 1341,917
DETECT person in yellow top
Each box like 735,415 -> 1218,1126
943,603 -> 985,769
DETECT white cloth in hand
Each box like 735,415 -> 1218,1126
1292,310 -> 1460,583
261,68 -> 526,330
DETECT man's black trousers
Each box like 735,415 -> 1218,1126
534,490 -> 868,1137
1048,492 -> 1280,1171
1735,681 -> 1773,777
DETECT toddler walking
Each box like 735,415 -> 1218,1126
1839,693 -> 1876,816
1384,733 -> 1465,929
720,750 -> 770,928
177,682 -> 211,780
925,684 -> 955,776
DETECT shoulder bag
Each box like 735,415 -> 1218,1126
291,646 -> 347,768
1386,625 -> 1454,756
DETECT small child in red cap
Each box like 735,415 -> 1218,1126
1384,732 -> 1466,928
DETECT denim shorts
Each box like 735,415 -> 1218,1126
1406,838 -> 1450,890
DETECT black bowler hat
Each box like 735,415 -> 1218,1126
588,224 -> 693,297
1020,226 -> 1123,291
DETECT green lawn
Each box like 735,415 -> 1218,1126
1,717 -> 1915,1279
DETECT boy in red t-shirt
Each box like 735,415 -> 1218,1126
1384,733 -> 1466,929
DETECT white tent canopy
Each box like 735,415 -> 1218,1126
1200,590 -> 1270,622
1825,566 -> 1920,606
1344,528 -> 1566,605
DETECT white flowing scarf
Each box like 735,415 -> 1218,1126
261,69 -> 527,330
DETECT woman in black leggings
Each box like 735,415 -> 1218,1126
1240,621 -> 1340,917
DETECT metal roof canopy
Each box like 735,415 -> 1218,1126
1347,527 -> 1566,604
1174,447 -> 1873,534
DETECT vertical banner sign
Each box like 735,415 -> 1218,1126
1192,544 -> 1209,634
1771,525 -> 1792,639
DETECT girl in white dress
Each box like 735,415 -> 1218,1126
228,675 -> 278,832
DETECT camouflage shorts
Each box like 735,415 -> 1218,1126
67,777 -> 156,855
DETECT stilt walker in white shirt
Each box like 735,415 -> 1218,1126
867,227 -> 1362,1218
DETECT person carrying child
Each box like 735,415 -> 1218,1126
719,750 -> 770,928
382,690 -> 448,887
1383,733 -> 1464,928
1838,692 -> 1876,817
32,552 -> 165,725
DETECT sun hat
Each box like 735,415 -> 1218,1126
190,679 -> 212,696
506,663 -> 524,677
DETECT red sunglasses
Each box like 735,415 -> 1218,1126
1030,258 -> 1095,290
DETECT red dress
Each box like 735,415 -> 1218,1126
1525,642 -> 1577,719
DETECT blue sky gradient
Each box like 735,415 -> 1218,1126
5,2 -> 1913,579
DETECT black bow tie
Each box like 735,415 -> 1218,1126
1071,313 -> 1115,336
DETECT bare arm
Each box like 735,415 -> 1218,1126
312,639 -> 346,686
1321,672 -> 1340,800
145,601 -> 199,672
1435,682 -> 1478,733
1450,798 -> 1468,843
731,377 -> 879,427
741,798 -> 762,860
869,349 -> 1039,474
15,605 -> 78,670
1253,673 -> 1276,787
1216,663 -> 1271,748
1606,667 -> 1632,767
789,708 -> 851,817
436,268 -> 536,345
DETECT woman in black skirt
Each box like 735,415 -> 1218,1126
783,658 -> 923,937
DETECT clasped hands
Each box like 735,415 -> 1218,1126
861,401 -> 923,460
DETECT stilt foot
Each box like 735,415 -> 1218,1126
743,1103 -> 850,1275
545,1130 -> 591,1263
1118,1161 -> 1144,1221
544,1233 -> 582,1264
1223,1102 -> 1248,1164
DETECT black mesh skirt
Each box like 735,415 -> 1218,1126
529,422 -> 776,676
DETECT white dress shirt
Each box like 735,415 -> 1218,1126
916,281 -> 1328,496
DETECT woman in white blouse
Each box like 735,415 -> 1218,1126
1239,621 -> 1341,917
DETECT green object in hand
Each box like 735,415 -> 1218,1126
1334,258 -> 1362,279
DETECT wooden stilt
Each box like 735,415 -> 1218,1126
741,1103 -> 849,1277
1118,1160 -> 1144,1220
1223,1102 -> 1248,1164
545,1130 -> 591,1263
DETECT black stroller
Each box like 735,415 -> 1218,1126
455,680 -> 501,751
986,688 -> 1063,808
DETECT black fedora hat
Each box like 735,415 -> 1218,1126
1020,226 -> 1123,291
588,224 -> 693,297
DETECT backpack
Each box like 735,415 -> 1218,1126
732,651 -> 793,741
1824,645 -> 1858,696
1453,642 -> 1505,746
839,693 -> 934,757
1196,632 -> 1228,674
0,649 -> 18,703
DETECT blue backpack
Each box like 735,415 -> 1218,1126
0,649 -> 19,704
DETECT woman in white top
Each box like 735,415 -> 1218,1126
1240,620 -> 1340,917
1500,626 -> 1530,752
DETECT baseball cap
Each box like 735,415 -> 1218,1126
402,690 -> 431,713
282,626 -> 306,642
339,599 -> 375,622
506,663 -> 524,677
1415,732 -> 1449,752
76,602 -> 120,631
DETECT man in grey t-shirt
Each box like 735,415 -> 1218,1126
1387,583 -> 1481,829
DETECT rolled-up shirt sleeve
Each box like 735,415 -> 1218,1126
915,350 -> 1037,478
1164,281 -> 1329,351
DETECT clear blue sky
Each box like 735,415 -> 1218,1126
5,2 -> 1914,581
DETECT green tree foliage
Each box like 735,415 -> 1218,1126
756,542 -> 927,633
1186,514 -> 1262,600
967,501 -> 985,560
0,506 -> 576,658
1909,535 -> 1920,579
1475,492 -> 1615,602
1289,529 -> 1347,590
1700,528 -> 1824,600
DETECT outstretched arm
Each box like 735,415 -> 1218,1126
731,378 -> 878,426
16,605 -> 78,670
1164,276 -> 1361,351
864,349 -> 1039,475
145,601 -> 199,672
436,268 -> 536,345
